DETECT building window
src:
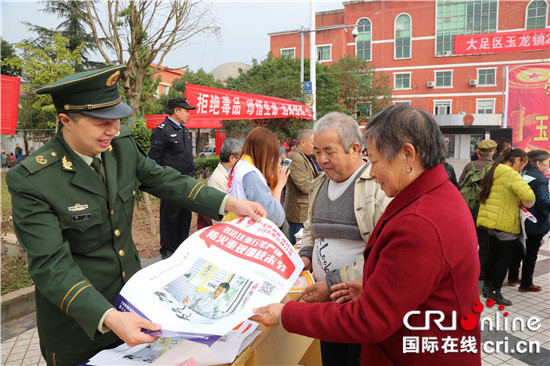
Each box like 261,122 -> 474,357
434,100 -> 452,115
477,68 -> 496,85
394,101 -> 412,106
394,73 -> 411,89
526,0 -> 548,29
477,99 -> 495,114
317,45 -> 331,62
356,102 -> 371,118
280,48 -> 295,58
395,14 -> 411,59
435,0 -> 497,56
356,18 -> 372,61
435,70 -> 453,87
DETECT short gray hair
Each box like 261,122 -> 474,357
313,112 -> 362,151
297,129 -> 314,143
219,138 -> 242,163
364,104 -> 445,169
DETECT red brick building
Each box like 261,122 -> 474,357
269,0 -> 549,158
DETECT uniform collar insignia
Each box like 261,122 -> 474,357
68,203 -> 88,212
62,156 -> 73,170
108,145 -> 113,151
35,155 -> 47,165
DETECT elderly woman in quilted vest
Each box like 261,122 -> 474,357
252,105 -> 482,366
477,147 -> 535,306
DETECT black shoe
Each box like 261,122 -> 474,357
481,286 -> 490,298
488,290 -> 512,306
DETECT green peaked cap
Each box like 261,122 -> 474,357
36,64 -> 132,119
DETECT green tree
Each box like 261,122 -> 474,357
330,55 -> 392,122
222,53 -> 339,142
67,0 -> 219,120
23,1 -> 107,70
1,38 -> 21,76
2,33 -> 83,152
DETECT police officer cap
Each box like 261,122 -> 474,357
478,139 -> 497,151
168,97 -> 196,110
35,64 -> 132,120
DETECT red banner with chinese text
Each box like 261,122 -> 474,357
185,84 -> 313,121
507,64 -> 550,151
454,28 -> 550,55
1,75 -> 21,135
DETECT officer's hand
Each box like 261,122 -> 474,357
302,281 -> 331,303
225,196 -> 266,222
104,310 -> 161,347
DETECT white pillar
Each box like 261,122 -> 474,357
310,0 -> 316,120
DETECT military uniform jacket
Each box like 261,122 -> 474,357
6,126 -> 226,357
148,117 -> 194,175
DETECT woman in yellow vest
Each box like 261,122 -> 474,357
225,127 -> 289,226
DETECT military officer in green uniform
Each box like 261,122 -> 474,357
6,64 -> 266,366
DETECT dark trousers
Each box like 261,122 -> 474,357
483,236 -> 517,291
287,221 -> 304,245
159,200 -> 192,257
320,340 -> 361,366
509,234 -> 543,287
477,227 -> 490,278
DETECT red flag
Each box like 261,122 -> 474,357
1,75 -> 21,135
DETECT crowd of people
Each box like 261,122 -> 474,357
1,144 -> 28,169
6,64 -> 548,366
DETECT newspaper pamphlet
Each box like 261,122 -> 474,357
115,217 -> 303,345
86,320 -> 260,365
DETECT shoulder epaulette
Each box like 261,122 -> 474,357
20,149 -> 60,174
114,125 -> 132,139
158,122 -> 166,129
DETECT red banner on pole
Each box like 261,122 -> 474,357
185,84 -> 313,121
507,64 -> 550,151
454,28 -> 550,55
1,75 -> 21,135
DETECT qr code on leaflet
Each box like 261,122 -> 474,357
259,281 -> 275,296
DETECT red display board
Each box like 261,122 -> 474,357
1,75 -> 21,135
507,64 -> 550,151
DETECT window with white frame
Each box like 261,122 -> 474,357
395,14 -> 411,59
477,99 -> 495,114
394,73 -> 411,89
434,100 -> 452,115
435,0 -> 497,56
317,45 -> 331,62
477,68 -> 496,85
356,18 -> 372,61
280,48 -> 295,58
526,0 -> 548,29
435,71 -> 453,87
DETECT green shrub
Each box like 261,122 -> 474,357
194,156 -> 220,179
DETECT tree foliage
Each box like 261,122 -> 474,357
66,0 -> 219,120
2,33 -> 83,150
330,55 -> 392,122
1,38 -> 21,77
23,0 -> 107,70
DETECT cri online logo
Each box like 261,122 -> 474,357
403,299 -> 506,331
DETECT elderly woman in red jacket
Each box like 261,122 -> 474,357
252,104 -> 482,366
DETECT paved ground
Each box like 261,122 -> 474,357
2,160 -> 549,365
